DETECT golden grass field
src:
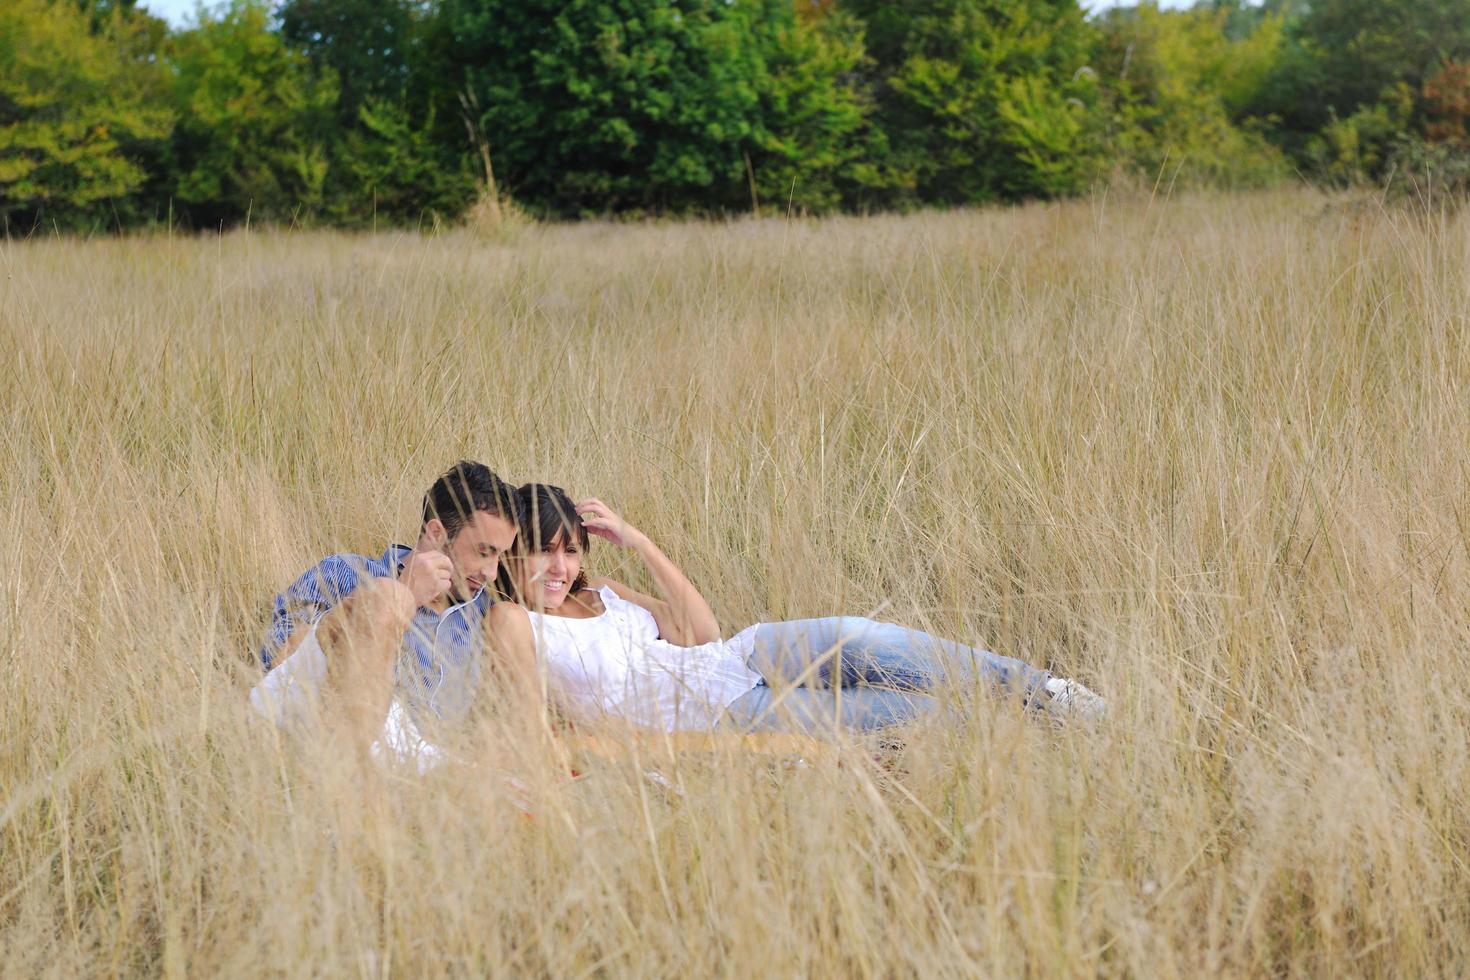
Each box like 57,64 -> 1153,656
3,188 -> 1469,976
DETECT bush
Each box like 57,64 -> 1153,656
1383,137 -> 1470,202
165,0 -> 338,228
1095,2 -> 1288,188
327,97 -> 477,228
0,0 -> 172,232
743,6 -> 897,214
848,0 -> 1105,205
444,0 -> 761,216
1304,84 -> 1413,187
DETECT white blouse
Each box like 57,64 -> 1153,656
528,586 -> 762,732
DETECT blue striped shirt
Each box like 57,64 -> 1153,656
259,544 -> 492,725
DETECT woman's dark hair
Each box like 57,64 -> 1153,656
495,482 -> 589,602
422,460 -> 519,540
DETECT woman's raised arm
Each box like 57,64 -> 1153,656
577,497 -> 720,646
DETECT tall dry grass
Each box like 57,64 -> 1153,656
2,188 -> 1469,976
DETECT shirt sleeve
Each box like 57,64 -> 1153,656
259,555 -> 366,670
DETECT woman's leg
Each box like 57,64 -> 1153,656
747,617 -> 1052,701
720,683 -> 940,734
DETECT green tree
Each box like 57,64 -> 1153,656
1245,0 -> 1470,168
1095,2 -> 1287,187
165,0 -> 338,227
72,0 -> 146,32
844,0 -> 1104,205
0,0 -> 172,231
1295,0 -> 1470,127
279,0 -> 419,123
331,97 -> 478,225
275,0 -> 477,225
743,5 -> 896,213
444,0 -> 773,215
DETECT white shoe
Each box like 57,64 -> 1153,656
1042,676 -> 1106,723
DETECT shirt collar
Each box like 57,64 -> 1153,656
383,543 -> 414,575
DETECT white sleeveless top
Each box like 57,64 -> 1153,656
527,586 -> 762,732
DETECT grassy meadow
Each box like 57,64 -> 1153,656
3,188 -> 1470,976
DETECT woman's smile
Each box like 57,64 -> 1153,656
514,530 -> 584,610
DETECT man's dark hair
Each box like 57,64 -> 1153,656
422,461 -> 518,539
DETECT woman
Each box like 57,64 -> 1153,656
486,484 -> 1103,737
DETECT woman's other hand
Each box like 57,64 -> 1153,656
576,498 -> 645,550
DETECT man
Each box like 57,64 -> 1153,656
250,460 -> 519,757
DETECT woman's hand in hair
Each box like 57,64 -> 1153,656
577,497 -> 719,646
576,498 -> 645,550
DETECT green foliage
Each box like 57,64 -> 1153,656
1384,134 -> 1470,200
994,71 -> 1101,197
332,97 -> 477,226
444,0 -> 912,217
445,0 -> 761,215
72,0 -> 145,32
1249,0 -> 1470,170
1304,83 -> 1413,185
166,0 -> 338,227
1095,2 -> 1287,187
1295,0 -> 1470,124
278,0 -> 476,226
20,0 -> 1470,229
743,8 -> 895,213
279,0 -> 419,121
846,0 -> 1104,204
0,0 -> 171,230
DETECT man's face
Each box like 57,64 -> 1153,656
443,510 -> 517,599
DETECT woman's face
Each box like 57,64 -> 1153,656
512,529 -> 582,610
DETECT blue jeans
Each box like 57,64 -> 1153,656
720,617 -> 1052,734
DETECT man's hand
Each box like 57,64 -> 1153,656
399,549 -> 453,607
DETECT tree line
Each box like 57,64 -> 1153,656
6,0 -> 1470,232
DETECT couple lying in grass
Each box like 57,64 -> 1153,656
250,461 -> 1103,768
